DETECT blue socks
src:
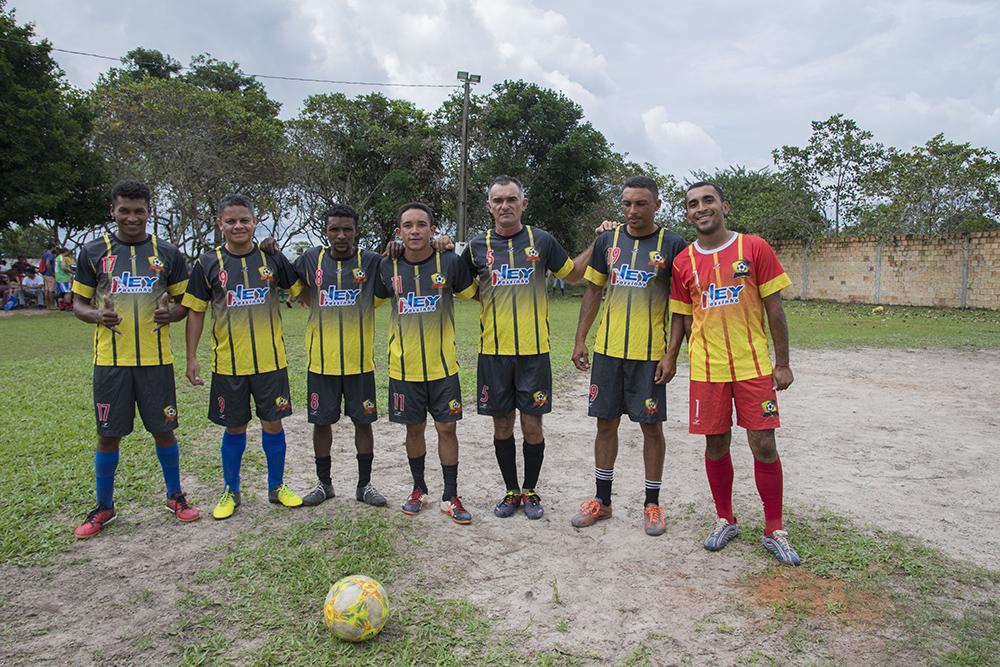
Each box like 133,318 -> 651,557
260,430 -> 286,491
95,450 -> 119,507
156,443 -> 182,498
221,431 -> 247,492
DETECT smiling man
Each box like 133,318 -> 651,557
666,181 -> 800,565
183,194 -> 305,520
570,176 -> 688,535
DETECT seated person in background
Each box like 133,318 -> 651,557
20,268 -> 45,307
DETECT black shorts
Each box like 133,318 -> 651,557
587,353 -> 666,423
476,353 -> 552,416
93,364 -> 178,437
307,371 -> 377,426
388,375 -> 463,424
209,368 -> 292,427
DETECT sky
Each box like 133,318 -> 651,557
12,0 -> 1000,178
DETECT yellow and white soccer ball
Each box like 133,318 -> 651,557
323,575 -> 390,642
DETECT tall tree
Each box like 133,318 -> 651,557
117,47 -> 182,80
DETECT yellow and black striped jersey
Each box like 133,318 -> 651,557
182,244 -> 303,376
374,251 -> 476,382
584,226 -> 688,360
72,234 -> 189,367
293,246 -> 386,376
461,225 -> 573,356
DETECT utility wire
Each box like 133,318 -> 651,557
1,36 -> 460,88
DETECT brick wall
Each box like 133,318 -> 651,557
771,231 -> 1000,310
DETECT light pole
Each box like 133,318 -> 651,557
456,70 -> 480,244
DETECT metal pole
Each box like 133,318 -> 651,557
457,78 -> 471,243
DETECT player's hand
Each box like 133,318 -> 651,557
152,292 -> 171,331
572,341 -> 590,371
383,240 -> 404,258
431,235 -> 455,252
594,220 -> 620,235
654,355 -> 677,385
98,296 -> 123,334
772,365 -> 793,391
186,360 -> 204,386
259,237 -> 279,255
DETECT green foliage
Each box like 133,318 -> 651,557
117,47 -> 182,80
0,223 -> 51,259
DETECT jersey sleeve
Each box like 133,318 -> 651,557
165,245 -> 189,297
583,231 -> 609,286
669,258 -> 693,315
373,257 -> 392,299
544,231 -> 574,279
754,238 -> 792,298
450,252 -> 477,300
182,258 -> 211,312
71,245 -> 97,299
274,252 -> 304,298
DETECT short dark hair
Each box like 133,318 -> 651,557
396,202 -> 435,226
111,180 -> 151,206
623,175 -> 659,199
686,180 -> 725,202
489,175 -> 525,197
219,194 -> 255,216
323,204 -> 359,228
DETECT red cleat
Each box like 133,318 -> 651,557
166,493 -> 201,522
74,504 -> 117,539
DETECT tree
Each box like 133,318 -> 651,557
772,114 -> 884,234
117,47 -> 181,80
287,92 -> 445,250
0,1 -> 108,235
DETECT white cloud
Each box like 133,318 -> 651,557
641,107 -> 723,175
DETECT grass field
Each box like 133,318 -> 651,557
2,298 -> 999,665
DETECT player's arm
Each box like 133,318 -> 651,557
184,309 -> 206,386
71,248 -> 122,332
656,313 -> 688,384
763,292 -> 793,390
572,281 -> 603,371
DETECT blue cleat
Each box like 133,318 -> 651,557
522,491 -> 544,520
762,529 -> 802,565
704,518 -> 740,551
493,491 -> 522,518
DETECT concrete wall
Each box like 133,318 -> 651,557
771,231 -> 1000,310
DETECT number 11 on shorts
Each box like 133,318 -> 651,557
392,392 -> 405,412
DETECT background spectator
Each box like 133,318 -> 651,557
54,246 -> 74,310
20,267 -> 44,307
39,243 -> 56,309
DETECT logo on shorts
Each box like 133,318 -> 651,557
524,246 -> 540,261
362,399 -> 376,415
430,272 -> 447,289
163,405 -> 177,422
606,247 -> 621,266
733,259 -> 751,278
588,384 -> 599,404
310,392 -> 319,411
148,256 -> 165,272
398,292 -> 440,314
491,264 -> 533,287
275,395 -> 290,411
532,391 -> 548,407
761,399 -> 778,418
258,266 -> 275,282
100,255 -> 117,275
648,251 -> 666,268
610,264 -> 655,288
447,399 -> 462,414
318,287 -> 360,307
644,398 -> 658,414
227,284 -> 269,307
701,283 -> 744,309
111,272 -> 158,294
352,267 -> 367,283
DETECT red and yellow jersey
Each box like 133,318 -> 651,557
669,233 -> 791,382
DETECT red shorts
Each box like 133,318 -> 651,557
689,375 -> 780,434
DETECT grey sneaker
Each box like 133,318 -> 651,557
301,482 -> 335,507
355,483 -> 387,507
762,529 -> 802,565
704,518 -> 740,551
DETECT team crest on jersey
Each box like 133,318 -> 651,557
163,405 -> 177,422
524,246 -> 541,261
447,399 -> 462,414
430,272 -> 447,289
258,266 -> 275,282
761,399 -> 778,418
606,247 -> 621,266
733,259 -> 751,278
701,283 -> 744,309
648,251 -> 666,268
227,284 -> 269,307
352,267 -> 367,283
362,399 -> 376,415
532,391 -> 549,407
397,292 -> 440,314
100,255 -> 117,275
644,398 -> 658,414
148,256 -> 165,271
491,264 -> 534,286
275,395 -> 290,411
111,272 -> 157,294
609,264 -> 655,288
318,287 -> 359,307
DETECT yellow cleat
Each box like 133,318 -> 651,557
212,487 -> 241,520
268,483 -> 303,508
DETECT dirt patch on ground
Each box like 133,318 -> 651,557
746,568 -> 889,627
2,347 -> 996,665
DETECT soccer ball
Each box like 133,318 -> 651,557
323,575 -> 390,642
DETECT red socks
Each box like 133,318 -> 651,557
704,453 -> 736,523
754,457 -> 783,535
